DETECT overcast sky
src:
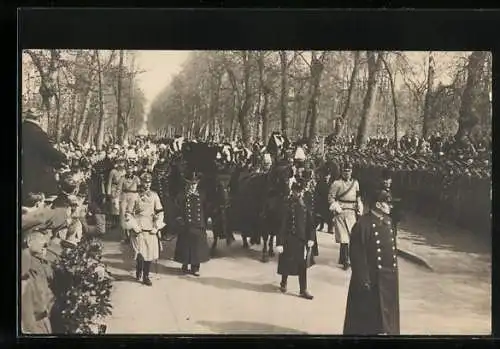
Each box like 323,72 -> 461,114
135,50 -> 192,119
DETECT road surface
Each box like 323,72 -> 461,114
101,226 -> 491,335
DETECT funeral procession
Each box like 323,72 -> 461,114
20,50 -> 491,335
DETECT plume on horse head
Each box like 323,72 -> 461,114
266,131 -> 290,160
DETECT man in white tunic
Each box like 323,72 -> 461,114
126,172 -> 164,286
328,162 -> 363,270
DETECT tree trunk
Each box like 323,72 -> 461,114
75,88 -> 92,143
456,51 -> 488,139
26,50 -> 59,135
116,50 -> 125,144
356,51 -> 385,148
380,56 -> 400,148
262,89 -> 270,142
306,52 -> 325,147
422,53 -> 435,139
95,51 -> 106,150
238,51 -> 252,146
334,51 -> 360,137
279,51 -> 289,136
54,70 -> 62,143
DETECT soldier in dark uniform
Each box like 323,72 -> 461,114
173,171 -> 210,276
276,181 -> 317,300
343,190 -> 400,335
151,150 -> 172,238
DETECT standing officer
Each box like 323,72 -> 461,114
276,181 -> 317,300
119,162 -> 140,243
126,172 -> 164,286
173,171 -> 210,276
343,190 -> 400,335
328,163 -> 363,270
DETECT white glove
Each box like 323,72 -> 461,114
329,202 -> 343,214
307,240 -> 315,248
357,202 -> 364,216
275,245 -> 284,254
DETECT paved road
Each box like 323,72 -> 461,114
101,228 -> 491,335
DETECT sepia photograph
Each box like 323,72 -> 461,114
20,49 -> 491,336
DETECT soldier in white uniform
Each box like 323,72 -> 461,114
125,172 -> 164,286
328,162 -> 363,270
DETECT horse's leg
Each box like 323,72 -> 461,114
261,232 -> 269,263
268,234 -> 275,257
211,233 -> 218,257
242,233 -> 249,249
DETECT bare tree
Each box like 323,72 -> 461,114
356,51 -> 386,148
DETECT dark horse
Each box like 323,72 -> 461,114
229,160 -> 293,262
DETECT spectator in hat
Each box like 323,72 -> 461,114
343,190 -> 400,335
21,108 -> 67,202
173,171 -> 210,276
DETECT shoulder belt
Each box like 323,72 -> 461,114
336,180 -> 357,202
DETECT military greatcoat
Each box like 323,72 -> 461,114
128,189 -> 164,262
277,196 -> 317,276
173,190 -> 210,265
343,211 -> 400,335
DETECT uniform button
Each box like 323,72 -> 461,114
372,223 -> 376,228
377,256 -> 381,261
393,263 -> 397,267
377,265 -> 382,269
377,248 -> 381,253
392,246 -> 396,250
390,229 -> 394,233
376,240 -> 380,244
374,232 -> 379,236
391,238 -> 394,242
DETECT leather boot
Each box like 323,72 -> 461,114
142,261 -> 152,286
136,254 -> 144,281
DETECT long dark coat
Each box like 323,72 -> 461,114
277,196 -> 318,276
173,191 -> 210,265
314,178 -> 332,225
343,212 -> 400,335
21,120 -> 67,201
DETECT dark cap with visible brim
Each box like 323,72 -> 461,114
375,190 -> 393,204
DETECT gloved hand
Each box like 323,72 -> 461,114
307,240 -> 315,248
275,245 -> 284,254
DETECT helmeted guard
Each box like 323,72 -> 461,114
276,180 -> 317,300
343,190 -> 400,335
378,169 -> 403,240
328,162 -> 363,270
125,172 -> 164,286
173,171 -> 210,276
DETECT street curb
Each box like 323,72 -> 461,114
397,248 -> 434,272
